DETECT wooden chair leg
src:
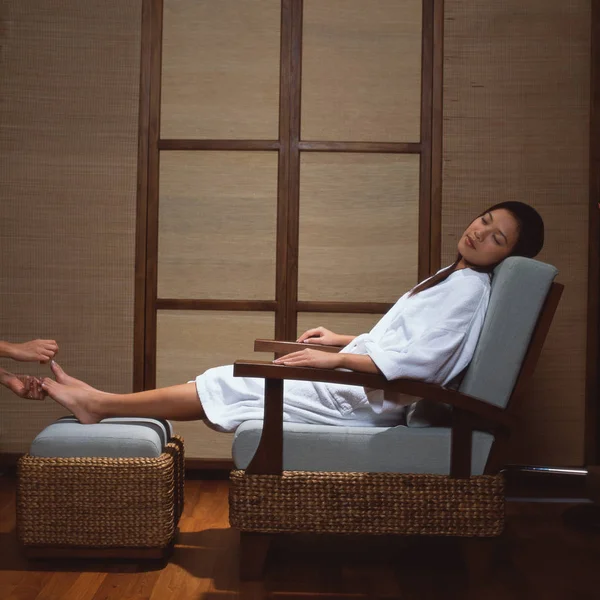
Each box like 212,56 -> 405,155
239,532 -> 273,581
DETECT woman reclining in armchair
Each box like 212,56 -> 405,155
39,201 -> 545,431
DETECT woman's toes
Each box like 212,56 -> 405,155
49,361 -> 95,391
41,377 -> 55,391
50,361 -> 66,382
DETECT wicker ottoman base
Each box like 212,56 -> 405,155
229,469 -> 504,537
17,435 -> 185,558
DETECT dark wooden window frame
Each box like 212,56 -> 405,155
135,0 -> 444,390
587,0 -> 600,465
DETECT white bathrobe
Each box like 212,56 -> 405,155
194,267 -> 491,432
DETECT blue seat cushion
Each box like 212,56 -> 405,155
233,420 -> 494,476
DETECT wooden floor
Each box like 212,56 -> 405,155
2,472 -> 600,599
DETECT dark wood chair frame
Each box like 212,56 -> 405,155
232,282 -> 563,578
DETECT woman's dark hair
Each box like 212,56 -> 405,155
410,201 -> 545,297
487,201 -> 545,259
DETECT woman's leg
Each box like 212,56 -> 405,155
41,378 -> 205,424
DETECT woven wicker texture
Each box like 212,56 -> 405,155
17,436 -> 185,549
442,0 -> 590,465
169,435 -> 186,522
229,470 -> 504,537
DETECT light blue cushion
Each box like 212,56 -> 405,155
55,416 -> 173,446
30,417 -> 173,458
233,420 -> 494,476
458,257 -> 557,409
405,257 -> 557,426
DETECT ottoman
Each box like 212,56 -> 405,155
17,416 -> 184,559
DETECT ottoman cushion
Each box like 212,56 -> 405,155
30,417 -> 173,458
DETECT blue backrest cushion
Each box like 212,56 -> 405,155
406,257 -> 557,426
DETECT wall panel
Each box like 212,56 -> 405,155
443,0 -> 590,465
161,0 -> 280,140
158,152 -> 278,300
156,310 -> 274,459
0,0 -> 141,452
301,0 -> 422,142
298,153 -> 420,303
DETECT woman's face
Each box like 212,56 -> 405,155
457,208 -> 520,268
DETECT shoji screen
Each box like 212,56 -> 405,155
154,0 -> 429,461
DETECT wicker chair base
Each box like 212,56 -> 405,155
229,469 -> 504,537
17,435 -> 185,552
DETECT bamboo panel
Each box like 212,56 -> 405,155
443,0 -> 590,465
158,152 -> 278,300
161,0 -> 280,140
297,313 -> 383,342
0,0 -> 141,453
156,310 -> 274,459
298,153 -> 419,303
301,0 -> 422,142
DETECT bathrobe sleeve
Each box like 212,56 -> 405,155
364,276 -> 489,384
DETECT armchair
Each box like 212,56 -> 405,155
228,257 -> 563,579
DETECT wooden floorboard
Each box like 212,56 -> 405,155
2,474 -> 600,599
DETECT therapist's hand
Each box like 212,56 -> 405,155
0,370 -> 46,399
2,339 -> 59,363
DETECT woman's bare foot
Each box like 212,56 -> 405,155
50,361 -> 97,391
41,378 -> 104,424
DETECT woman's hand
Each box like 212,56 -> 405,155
297,327 -> 346,346
1,339 -> 59,363
274,350 -> 380,374
273,348 -> 342,369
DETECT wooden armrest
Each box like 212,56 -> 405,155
237,359 -> 389,387
254,339 -> 342,354
233,359 -> 513,429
